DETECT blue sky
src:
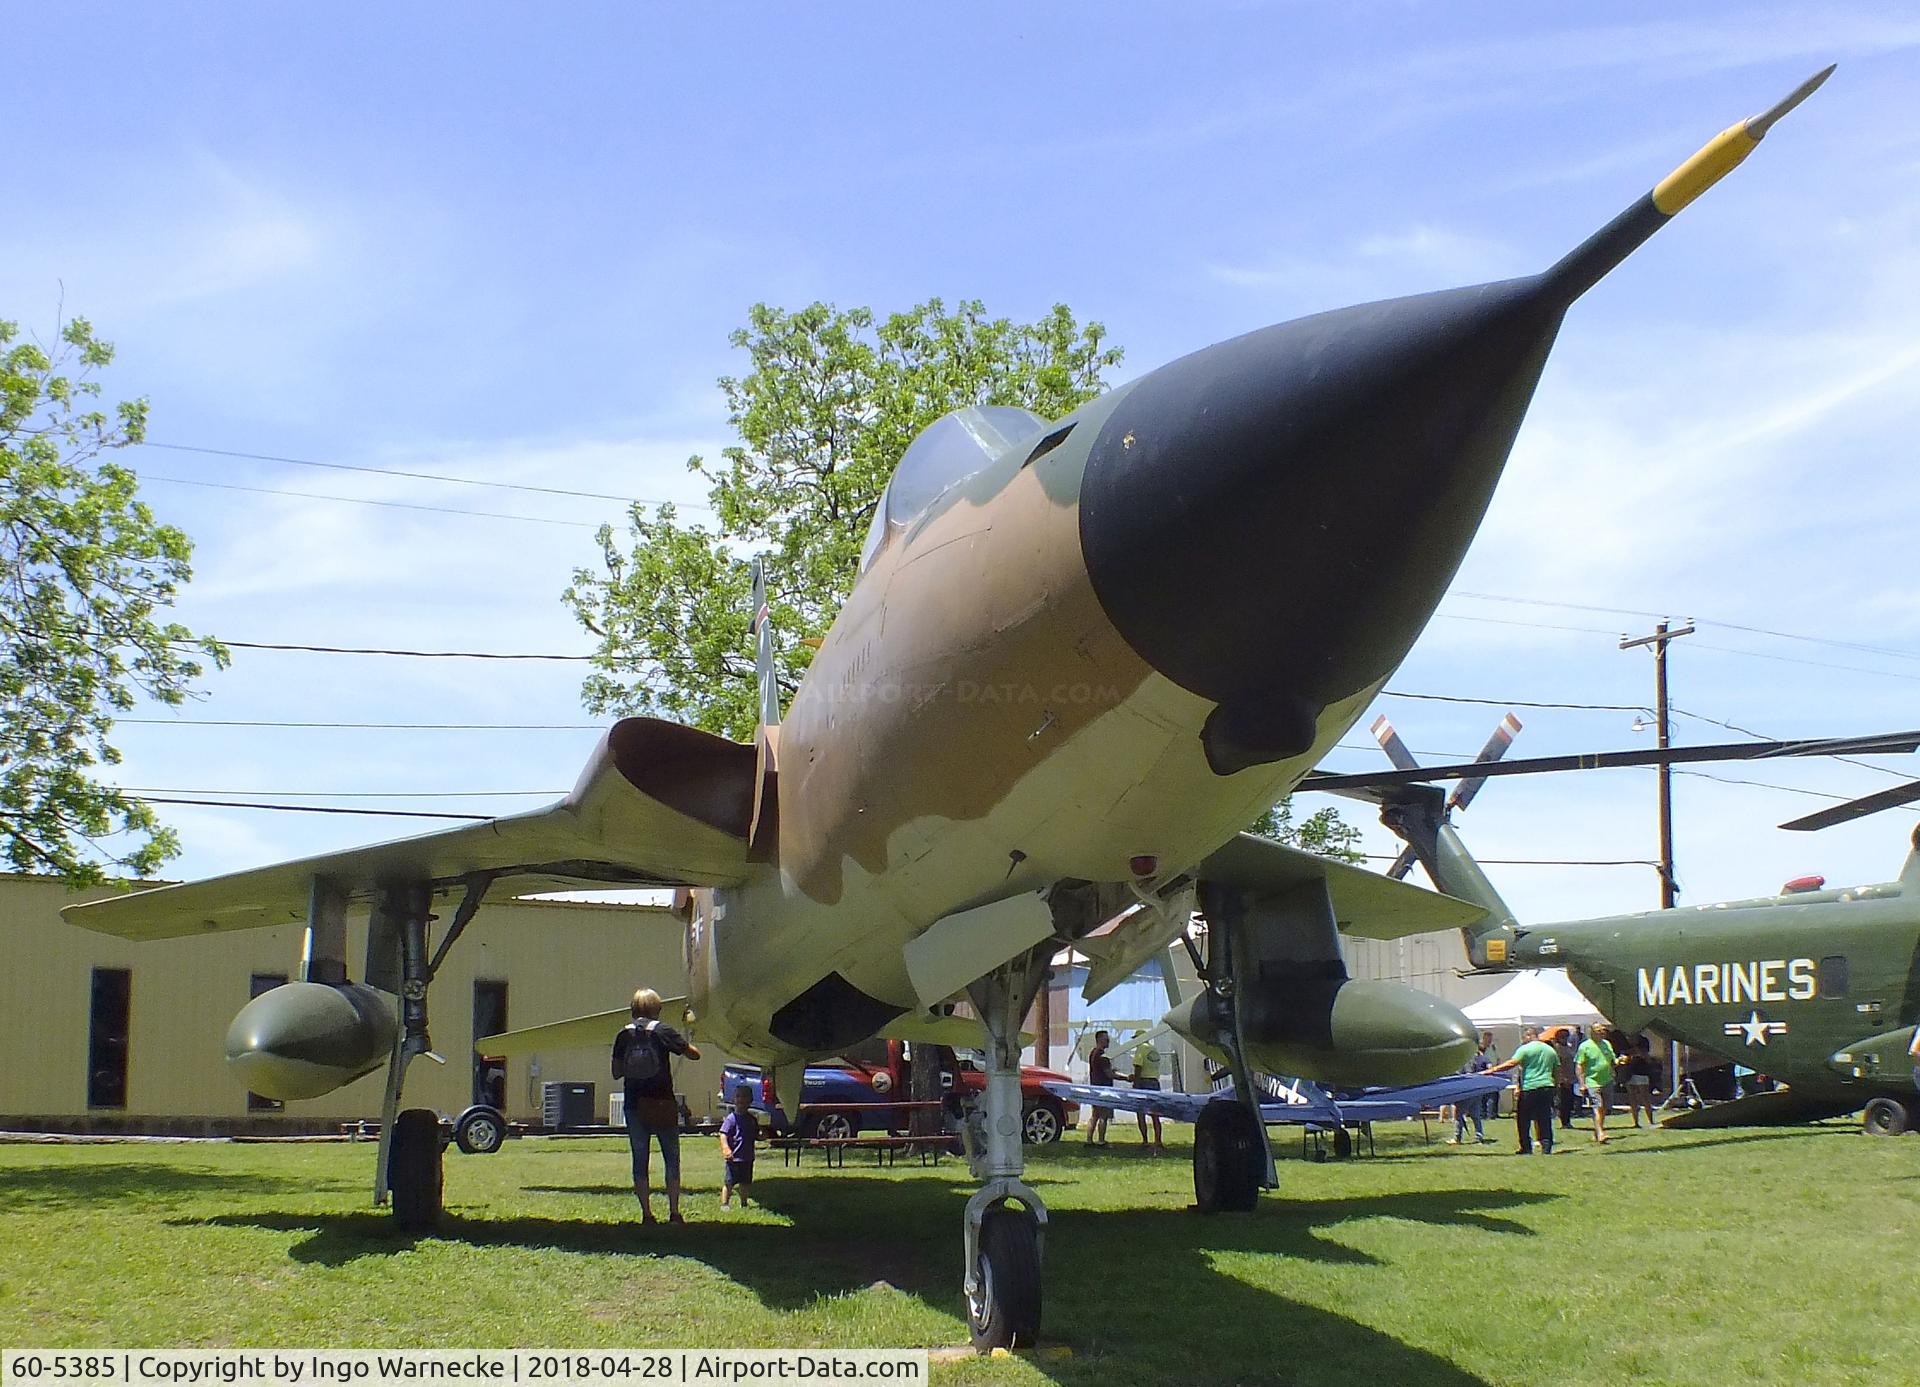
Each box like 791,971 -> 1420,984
6,3 -> 1919,925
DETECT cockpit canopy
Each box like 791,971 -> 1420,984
859,405 -> 1049,570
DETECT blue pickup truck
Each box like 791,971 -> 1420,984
720,1038 -> 1076,1143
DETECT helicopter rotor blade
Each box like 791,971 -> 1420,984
1780,779 -> 1920,832
1448,711 -> 1524,813
1370,714 -> 1421,771
1306,730 -> 1920,793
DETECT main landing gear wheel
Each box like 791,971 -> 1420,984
967,1207 -> 1042,1352
389,1107 -> 444,1231
1021,1101 -> 1063,1145
453,1105 -> 506,1155
1332,1127 -> 1353,1160
1863,1097 -> 1910,1137
1194,1102 -> 1263,1213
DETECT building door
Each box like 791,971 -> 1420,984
87,968 -> 132,1110
473,980 -> 508,1109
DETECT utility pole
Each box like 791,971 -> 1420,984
1620,619 -> 1695,1104
1619,621 -> 1696,907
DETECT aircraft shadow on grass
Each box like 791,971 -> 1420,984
0,1161 -> 356,1213
182,1177 -> 1555,1387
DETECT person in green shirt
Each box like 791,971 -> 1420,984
1576,1028 -> 1619,1144
1486,1025 -> 1559,1154
1130,1030 -> 1165,1152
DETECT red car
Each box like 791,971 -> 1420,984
721,1038 -> 1078,1143
949,1053 -> 1078,1144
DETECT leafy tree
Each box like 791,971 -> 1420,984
565,299 -> 1122,741
0,315 -> 226,884
1250,797 -> 1365,864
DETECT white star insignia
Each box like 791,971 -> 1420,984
1723,1011 -> 1787,1046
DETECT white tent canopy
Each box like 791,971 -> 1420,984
1462,970 -> 1604,1027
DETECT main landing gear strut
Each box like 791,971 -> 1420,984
960,950 -> 1051,1351
369,875 -> 492,1231
1188,883 -> 1277,1213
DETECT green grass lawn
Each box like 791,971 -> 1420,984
1,1118 -> 1915,1386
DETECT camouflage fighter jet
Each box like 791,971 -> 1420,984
64,69 -> 1835,1349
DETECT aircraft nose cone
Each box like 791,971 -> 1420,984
1078,278 -> 1565,772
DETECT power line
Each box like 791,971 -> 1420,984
1671,703 -> 1908,785
140,473 -> 602,529
1379,689 -> 1648,712
1450,590 -> 1920,665
1687,640 -> 1920,683
1433,613 -> 1623,637
208,638 -> 594,661
118,718 -> 600,730
125,444 -> 1920,667
120,786 -> 561,799
1673,770 -> 1848,801
136,796 -> 490,821
141,440 -> 715,510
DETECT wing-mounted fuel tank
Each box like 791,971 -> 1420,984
1165,837 -> 1481,1086
1167,978 -> 1477,1088
226,981 -> 398,1100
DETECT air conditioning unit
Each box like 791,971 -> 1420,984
541,1081 -> 595,1129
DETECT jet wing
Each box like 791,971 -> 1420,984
1196,833 -> 1487,939
64,717 -> 758,940
476,997 -> 690,1057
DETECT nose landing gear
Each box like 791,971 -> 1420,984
960,951 -> 1052,1350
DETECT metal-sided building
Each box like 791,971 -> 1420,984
0,872 -> 726,1132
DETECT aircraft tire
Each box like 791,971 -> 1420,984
967,1207 -> 1042,1351
389,1107 -> 444,1231
1194,1102 -> 1262,1213
1862,1097 -> 1910,1137
1332,1127 -> 1353,1160
453,1105 -> 507,1155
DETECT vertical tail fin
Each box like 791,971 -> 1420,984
750,558 -> 780,730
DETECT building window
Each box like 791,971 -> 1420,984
1818,955 -> 1850,999
87,968 -> 132,1109
473,980 -> 508,1109
247,973 -> 290,1111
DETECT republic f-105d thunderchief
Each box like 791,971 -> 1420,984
66,70 -> 1838,1349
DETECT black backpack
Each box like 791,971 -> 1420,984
622,1021 -> 665,1088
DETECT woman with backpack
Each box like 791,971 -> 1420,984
613,988 -> 701,1225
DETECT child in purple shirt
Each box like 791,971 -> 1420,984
719,1086 -> 759,1209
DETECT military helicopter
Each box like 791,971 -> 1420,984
65,69 -> 1843,1349
1327,715 -> 1920,1137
